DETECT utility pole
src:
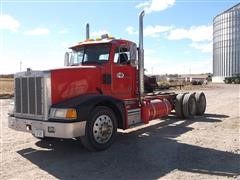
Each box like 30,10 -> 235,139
20,61 -> 22,72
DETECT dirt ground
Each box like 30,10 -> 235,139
0,84 -> 239,179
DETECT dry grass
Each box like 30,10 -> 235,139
0,78 -> 14,98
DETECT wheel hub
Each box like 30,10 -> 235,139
93,115 -> 113,144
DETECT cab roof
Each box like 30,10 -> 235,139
69,38 -> 135,49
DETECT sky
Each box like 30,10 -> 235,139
0,0 -> 239,75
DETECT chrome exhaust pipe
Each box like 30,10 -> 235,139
138,10 -> 145,103
86,23 -> 90,39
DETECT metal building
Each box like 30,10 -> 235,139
212,3 -> 240,82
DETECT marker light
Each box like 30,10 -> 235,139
108,36 -> 115,39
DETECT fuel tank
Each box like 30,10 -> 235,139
51,66 -> 101,104
141,99 -> 172,124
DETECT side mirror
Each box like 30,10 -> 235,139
129,44 -> 137,67
64,52 -> 70,66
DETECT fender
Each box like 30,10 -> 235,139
50,93 -> 126,129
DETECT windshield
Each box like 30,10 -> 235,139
70,44 -> 111,66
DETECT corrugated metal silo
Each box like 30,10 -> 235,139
213,3 -> 240,82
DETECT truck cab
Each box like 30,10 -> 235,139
59,37 -> 138,102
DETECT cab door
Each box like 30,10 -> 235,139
111,45 -> 136,97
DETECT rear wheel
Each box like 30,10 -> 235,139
224,79 -> 229,84
182,93 -> 197,118
234,78 -> 240,84
175,93 -> 185,118
80,106 -> 117,151
195,92 -> 206,115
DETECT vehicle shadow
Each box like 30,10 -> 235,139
17,113 -> 239,179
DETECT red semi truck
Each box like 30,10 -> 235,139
8,11 -> 206,151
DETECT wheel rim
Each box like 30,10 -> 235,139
93,114 -> 113,144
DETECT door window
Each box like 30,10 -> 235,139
114,46 -> 130,65
114,44 -> 137,66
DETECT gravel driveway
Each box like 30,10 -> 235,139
0,84 -> 239,179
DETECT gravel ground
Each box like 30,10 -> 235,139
0,84 -> 239,180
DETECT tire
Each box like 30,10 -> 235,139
234,78 -> 240,84
80,106 -> 117,151
195,92 -> 206,115
175,94 -> 185,118
182,93 -> 197,118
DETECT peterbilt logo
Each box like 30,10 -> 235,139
116,72 -> 124,78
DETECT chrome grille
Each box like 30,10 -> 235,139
15,76 -> 43,116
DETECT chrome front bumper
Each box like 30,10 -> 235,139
8,116 -> 86,139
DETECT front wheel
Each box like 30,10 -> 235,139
80,106 -> 117,151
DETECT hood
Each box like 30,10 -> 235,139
51,66 -> 101,104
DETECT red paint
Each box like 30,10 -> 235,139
51,40 -> 138,105
51,66 -> 101,104
141,99 -> 172,124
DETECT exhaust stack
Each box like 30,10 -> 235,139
86,23 -> 90,39
138,10 -> 145,103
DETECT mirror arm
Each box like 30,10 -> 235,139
64,52 -> 70,66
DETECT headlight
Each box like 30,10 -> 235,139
49,108 -> 77,119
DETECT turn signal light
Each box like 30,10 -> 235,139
49,108 -> 77,120
66,109 -> 77,119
